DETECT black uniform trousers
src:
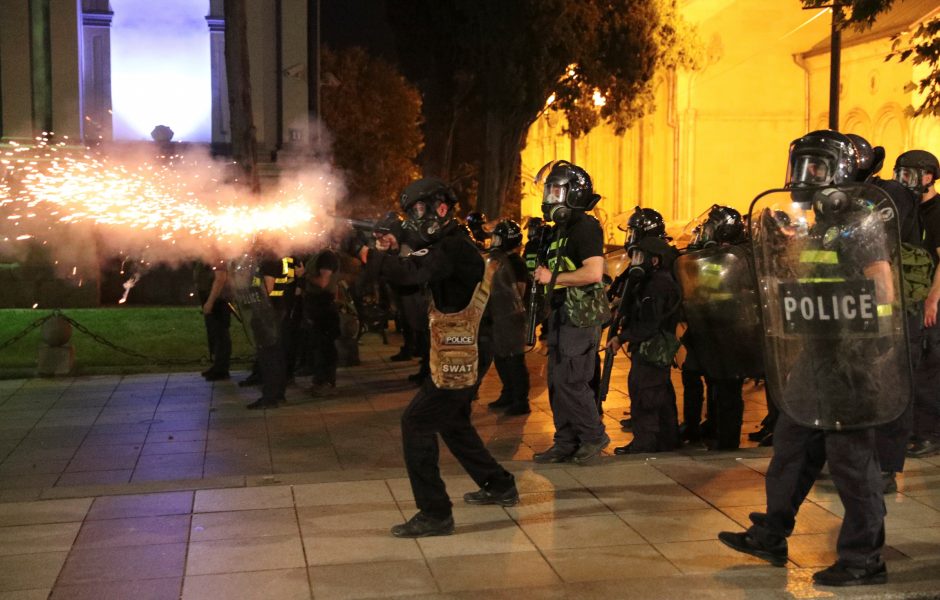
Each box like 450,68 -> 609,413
750,411 -> 885,568
257,313 -> 288,403
628,360 -> 679,452
546,318 -> 607,452
875,311 -> 920,472
680,359 -> 743,448
912,320 -> 940,444
494,353 -> 530,407
401,380 -> 514,519
709,378 -> 744,449
681,366 -> 706,434
203,299 -> 232,374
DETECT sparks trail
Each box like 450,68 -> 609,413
0,138 -> 342,253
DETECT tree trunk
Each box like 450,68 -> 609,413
479,109 -> 528,217
223,0 -> 260,192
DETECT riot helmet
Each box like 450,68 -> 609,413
846,134 -> 874,173
628,236 -> 673,279
400,177 -> 451,222
786,130 -> 859,202
624,206 -> 666,251
491,219 -> 522,251
525,216 -> 544,235
536,160 -> 601,224
894,150 -> 939,195
397,177 -> 459,246
465,211 -> 491,243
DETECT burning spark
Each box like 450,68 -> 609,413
0,138 -> 342,261
118,273 -> 141,304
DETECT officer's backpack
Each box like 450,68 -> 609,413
900,242 -> 935,310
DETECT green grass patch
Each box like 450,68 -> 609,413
0,307 -> 254,378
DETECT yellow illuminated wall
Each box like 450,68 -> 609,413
520,0 -> 940,245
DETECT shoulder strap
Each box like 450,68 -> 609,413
544,225 -> 568,297
470,257 -> 499,314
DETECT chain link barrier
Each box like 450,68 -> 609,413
0,309 -> 241,367
0,314 -> 53,353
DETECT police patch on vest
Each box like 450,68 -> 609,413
779,280 -> 879,334
444,335 -> 474,345
442,363 -> 474,373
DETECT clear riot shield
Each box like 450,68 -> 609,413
228,254 -> 281,349
674,244 -> 763,379
748,183 -> 912,430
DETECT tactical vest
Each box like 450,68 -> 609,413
428,258 -> 497,390
545,234 -> 610,327
252,257 -> 295,297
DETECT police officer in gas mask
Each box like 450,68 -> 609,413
362,177 -> 517,538
484,219 -> 531,415
720,130 -> 911,587
397,189 -> 432,383
466,211 -> 492,250
606,235 -> 681,453
676,205 -> 759,451
531,161 -> 611,465
895,149 -> 940,460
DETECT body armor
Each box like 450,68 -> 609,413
428,258 -> 498,389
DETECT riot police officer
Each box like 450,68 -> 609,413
896,149 -> 940,458
194,260 -> 232,381
719,130 -> 911,586
602,206 -> 669,428
239,247 -> 295,409
532,161 -> 610,464
466,211 -> 491,250
485,220 -> 531,415
398,194 -> 432,383
606,235 -> 681,453
364,177 -> 517,538
677,205 -> 757,450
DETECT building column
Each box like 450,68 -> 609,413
81,0 -> 113,143
0,0 -> 34,139
50,0 -> 83,141
207,0 -> 231,148
279,0 -> 308,156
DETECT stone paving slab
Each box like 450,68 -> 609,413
0,336 -> 938,598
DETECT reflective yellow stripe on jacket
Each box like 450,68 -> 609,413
798,248 -> 892,316
269,257 -> 295,297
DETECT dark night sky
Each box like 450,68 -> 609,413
320,0 -> 398,63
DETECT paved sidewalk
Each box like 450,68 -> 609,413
1,336 -> 939,599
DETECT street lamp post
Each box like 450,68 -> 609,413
829,1 -> 842,131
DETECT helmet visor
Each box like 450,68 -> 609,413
788,154 -> 833,186
408,201 -> 427,221
543,182 -> 568,206
625,227 -> 639,250
894,166 -> 921,190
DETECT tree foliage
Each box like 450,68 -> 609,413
319,46 -> 424,216
801,0 -> 940,117
890,14 -> 940,117
388,0 -> 699,216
